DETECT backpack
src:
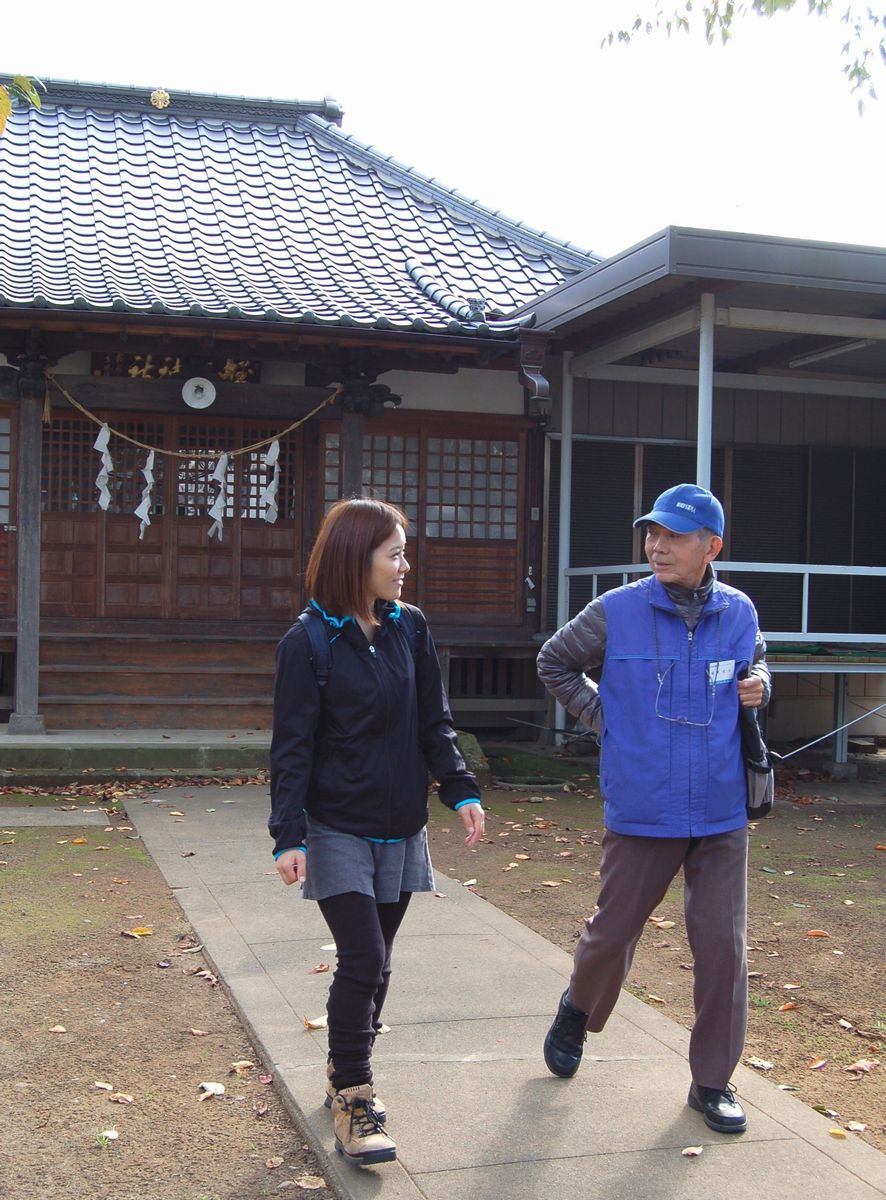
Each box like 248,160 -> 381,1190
298,605 -> 419,688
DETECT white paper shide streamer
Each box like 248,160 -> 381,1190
93,423 -> 114,511
207,453 -> 229,541
260,439 -> 281,524
134,451 -> 155,541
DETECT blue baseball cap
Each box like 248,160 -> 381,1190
633,483 -> 725,538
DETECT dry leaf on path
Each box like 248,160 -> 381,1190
846,1121 -> 868,1132
265,1156 -> 284,1170
807,930 -> 831,938
778,1002 -> 799,1012
294,1176 -> 327,1190
303,1015 -> 328,1030
94,1081 -> 113,1091
309,963 -> 330,974
108,1093 -> 134,1105
189,1028 -> 210,1037
49,1025 -> 67,1034
647,994 -> 667,1004
843,1059 -> 879,1075
198,1082 -> 225,1100
229,1060 -> 255,1075
746,1056 -> 774,1071
808,1057 -> 828,1070
681,1146 -> 703,1157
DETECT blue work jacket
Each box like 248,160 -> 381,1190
598,575 -> 759,837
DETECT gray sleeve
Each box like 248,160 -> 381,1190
536,599 -> 607,729
749,627 -> 772,707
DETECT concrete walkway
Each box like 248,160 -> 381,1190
118,783 -> 886,1200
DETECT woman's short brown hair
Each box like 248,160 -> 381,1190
305,498 -> 408,624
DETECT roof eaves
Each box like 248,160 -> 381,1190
300,114 -> 600,273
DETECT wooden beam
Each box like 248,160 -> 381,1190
571,307 -> 700,374
716,306 -> 886,341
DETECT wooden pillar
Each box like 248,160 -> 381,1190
8,377 -> 46,733
340,409 -> 364,499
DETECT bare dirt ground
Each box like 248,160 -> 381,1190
1,753 -> 883,1200
0,779 -> 335,1200
428,748 -> 886,1154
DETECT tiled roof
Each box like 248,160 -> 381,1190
0,81 -> 598,338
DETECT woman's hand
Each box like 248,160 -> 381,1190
458,803 -> 485,847
275,848 -> 307,886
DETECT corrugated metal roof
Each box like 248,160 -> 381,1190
0,81 -> 598,338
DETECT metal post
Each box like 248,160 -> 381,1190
832,673 -> 849,764
555,352 -> 574,743
697,292 -> 715,490
8,389 -> 46,733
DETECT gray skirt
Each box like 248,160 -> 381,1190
301,814 -> 435,904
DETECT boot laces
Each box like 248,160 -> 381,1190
557,1005 -> 587,1044
351,1096 -> 386,1139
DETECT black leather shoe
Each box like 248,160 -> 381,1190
543,990 -> 588,1078
687,1082 -> 747,1133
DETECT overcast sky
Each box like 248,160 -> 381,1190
9,0 -> 886,257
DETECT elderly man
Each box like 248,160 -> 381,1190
537,483 -> 770,1134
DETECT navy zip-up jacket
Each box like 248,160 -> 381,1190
269,601 -> 479,856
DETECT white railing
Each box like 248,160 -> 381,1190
564,561 -> 886,645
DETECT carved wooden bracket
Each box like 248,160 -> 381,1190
518,330 -> 551,402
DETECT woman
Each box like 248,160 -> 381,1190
270,498 -> 484,1167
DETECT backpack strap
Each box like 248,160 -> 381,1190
297,608 -> 333,688
397,604 -> 418,654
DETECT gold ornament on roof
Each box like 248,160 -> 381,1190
150,88 -> 170,109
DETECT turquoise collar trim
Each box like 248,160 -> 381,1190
309,598 -> 402,626
309,599 -> 354,629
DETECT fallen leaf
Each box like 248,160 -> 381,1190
514,853 -> 530,861
108,1093 -> 134,1105
843,1059 -> 879,1075
778,1002 -> 799,1012
190,1028 -> 210,1037
654,919 -> 676,929
541,880 -> 561,887
294,1175 -> 326,1190
198,1081 -> 225,1100
94,1081 -> 113,1091
229,1060 -> 255,1075
266,1156 -> 284,1169
838,1019 -> 854,1031
259,1073 -> 273,1084
303,1015 -> 328,1030
49,1025 -> 67,1034
180,944 -> 204,954
647,994 -> 667,1004
168,811 -> 184,817
98,1129 -> 118,1141
463,878 -> 477,887
254,1101 -> 269,1118
806,930 -> 830,938
808,1057 -> 828,1070
746,1056 -> 774,1071
828,1128 -> 848,1139
681,1146 -> 703,1157
783,983 -> 802,990
71,837 -> 87,845
846,1121 -> 868,1132
310,963 -> 330,974
111,878 -> 129,885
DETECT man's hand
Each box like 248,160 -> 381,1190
458,803 -> 485,847
737,675 -> 764,708
275,848 -> 306,886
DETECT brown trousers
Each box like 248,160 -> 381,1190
568,826 -> 748,1090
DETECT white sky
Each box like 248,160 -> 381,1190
9,0 -> 886,258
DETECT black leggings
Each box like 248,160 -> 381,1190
317,890 -> 412,1091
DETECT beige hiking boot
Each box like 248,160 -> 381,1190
332,1084 -> 396,1165
324,1061 -> 386,1122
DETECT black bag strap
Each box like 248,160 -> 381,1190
298,604 -> 419,689
297,608 -> 333,688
